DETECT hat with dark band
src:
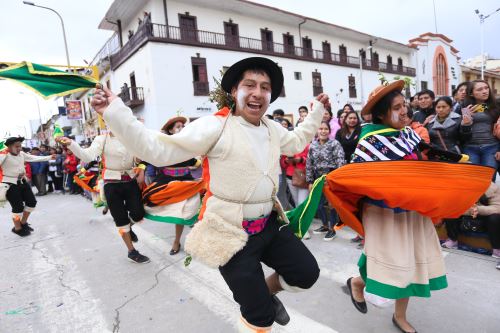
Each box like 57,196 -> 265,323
161,116 -> 189,134
221,57 -> 284,103
5,136 -> 25,146
361,80 -> 405,116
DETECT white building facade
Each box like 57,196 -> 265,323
84,0 -> 460,130
408,33 -> 462,96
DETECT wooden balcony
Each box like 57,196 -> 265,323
193,81 -> 209,96
119,86 -> 144,108
110,23 -> 416,77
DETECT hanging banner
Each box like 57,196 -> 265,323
65,100 -> 83,120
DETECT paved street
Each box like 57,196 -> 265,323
1,193 -> 499,333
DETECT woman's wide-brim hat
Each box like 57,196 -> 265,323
221,57 -> 284,103
161,116 -> 189,133
361,80 -> 405,116
5,136 -> 25,146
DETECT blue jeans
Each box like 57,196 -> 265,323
464,143 -> 498,179
317,194 -> 338,228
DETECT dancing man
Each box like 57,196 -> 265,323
57,133 -> 150,264
91,57 -> 327,332
1,137 -> 54,236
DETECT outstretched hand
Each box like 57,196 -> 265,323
91,86 -> 117,116
315,93 -> 330,109
55,136 -> 71,146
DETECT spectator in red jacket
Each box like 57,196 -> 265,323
280,144 -> 310,208
24,162 -> 32,184
63,149 -> 80,194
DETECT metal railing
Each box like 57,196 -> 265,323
118,86 -> 144,108
90,33 -> 120,66
110,23 -> 416,76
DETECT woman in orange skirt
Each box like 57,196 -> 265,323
142,116 -> 204,255
324,81 -> 492,333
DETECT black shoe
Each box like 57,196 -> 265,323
323,230 -> 337,241
128,249 -> 150,264
346,277 -> 367,314
11,227 -> 31,237
313,225 -> 329,234
129,229 -> 138,243
392,315 -> 417,333
169,244 -> 181,255
272,295 -> 290,326
102,206 -> 109,215
350,235 -> 363,243
22,223 -> 34,232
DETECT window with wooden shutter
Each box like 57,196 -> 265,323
372,52 -> 379,69
191,56 -> 209,96
302,37 -> 313,58
283,33 -> 295,55
322,41 -> 331,61
348,74 -> 357,98
224,21 -> 239,47
179,13 -> 198,42
261,28 -> 274,52
312,71 -> 323,96
339,44 -> 347,63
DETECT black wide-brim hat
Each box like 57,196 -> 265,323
5,136 -> 24,146
221,57 -> 284,103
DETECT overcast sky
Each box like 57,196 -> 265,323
1,0 -> 499,137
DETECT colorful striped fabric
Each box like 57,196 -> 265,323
242,215 -> 271,235
352,126 -> 421,163
161,167 -> 191,177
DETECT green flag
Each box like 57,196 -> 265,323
0,141 -> 5,151
0,62 -> 99,99
285,175 -> 326,239
53,124 -> 64,138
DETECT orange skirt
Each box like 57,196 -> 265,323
73,174 -> 98,193
323,161 -> 494,237
142,179 -> 205,207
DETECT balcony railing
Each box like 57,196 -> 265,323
110,23 -> 416,77
91,33 -> 120,67
118,86 -> 144,108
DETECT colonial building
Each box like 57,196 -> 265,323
81,0 -> 462,130
408,33 -> 462,96
463,54 -> 500,72
460,65 -> 500,98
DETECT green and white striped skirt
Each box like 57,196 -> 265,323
359,201 -> 448,299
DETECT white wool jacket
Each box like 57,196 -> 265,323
103,98 -> 324,267
68,135 -> 136,180
0,152 -> 52,184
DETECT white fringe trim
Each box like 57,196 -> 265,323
279,275 -> 306,293
24,206 -> 35,213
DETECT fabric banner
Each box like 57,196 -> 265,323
0,62 -> 99,99
285,175 -> 325,238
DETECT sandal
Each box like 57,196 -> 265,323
169,244 -> 181,255
392,315 -> 417,333
346,277 -> 367,314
